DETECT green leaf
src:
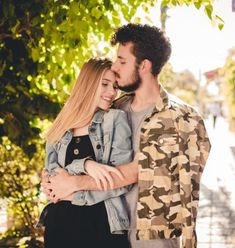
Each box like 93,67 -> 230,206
5,84 -> 16,94
218,23 -> 224,30
61,74 -> 72,84
194,2 -> 201,9
204,4 -> 213,20
176,0 -> 185,6
31,48 -> 40,62
134,17 -> 141,23
171,0 -> 177,6
91,7 -> 102,19
10,20 -> 20,34
104,0 -> 112,10
161,0 -> 170,7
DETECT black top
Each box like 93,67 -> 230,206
65,135 -> 96,166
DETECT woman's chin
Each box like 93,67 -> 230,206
98,104 -> 112,111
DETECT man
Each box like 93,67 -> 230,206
42,24 -> 211,248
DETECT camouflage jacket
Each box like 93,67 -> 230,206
115,84 -> 211,248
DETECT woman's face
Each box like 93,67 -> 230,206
97,69 -> 118,111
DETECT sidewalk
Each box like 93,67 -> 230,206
197,117 -> 235,248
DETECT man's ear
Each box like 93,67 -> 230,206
140,59 -> 152,74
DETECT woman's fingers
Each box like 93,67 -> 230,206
106,166 -> 124,181
95,168 -> 114,190
101,170 -> 114,189
100,176 -> 108,191
86,162 -> 124,190
94,177 -> 103,190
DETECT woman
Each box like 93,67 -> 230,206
39,59 -> 132,248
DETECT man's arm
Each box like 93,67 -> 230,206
78,160 -> 138,190
44,160 -> 138,201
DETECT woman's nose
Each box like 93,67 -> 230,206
107,86 -> 117,97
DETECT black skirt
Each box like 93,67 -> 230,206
44,201 -> 128,248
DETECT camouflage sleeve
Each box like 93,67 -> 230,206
178,110 -> 211,248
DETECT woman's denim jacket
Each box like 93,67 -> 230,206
38,109 -> 133,234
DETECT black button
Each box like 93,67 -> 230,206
90,128 -> 95,133
96,144 -> 101,149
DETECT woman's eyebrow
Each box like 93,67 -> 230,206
102,78 -> 112,82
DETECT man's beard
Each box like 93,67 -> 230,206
117,67 -> 141,92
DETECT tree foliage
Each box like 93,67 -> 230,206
0,137 -> 44,246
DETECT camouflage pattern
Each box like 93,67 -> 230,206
114,84 -> 211,248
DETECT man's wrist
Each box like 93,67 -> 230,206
71,174 -> 95,191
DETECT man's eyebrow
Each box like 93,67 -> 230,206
117,55 -> 125,60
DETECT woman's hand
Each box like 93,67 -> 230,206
41,168 -> 76,202
84,160 -> 124,190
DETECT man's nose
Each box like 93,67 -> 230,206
111,62 -> 118,72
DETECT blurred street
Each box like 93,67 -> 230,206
197,116 -> 235,248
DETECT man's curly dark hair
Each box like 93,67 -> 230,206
111,23 -> 171,76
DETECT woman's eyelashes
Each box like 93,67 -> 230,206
102,82 -> 118,90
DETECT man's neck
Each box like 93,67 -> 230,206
131,77 -> 160,112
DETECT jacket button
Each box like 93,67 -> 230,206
90,128 -> 95,133
96,144 -> 101,149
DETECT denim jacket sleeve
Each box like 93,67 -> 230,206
72,110 -> 133,206
45,143 -> 61,175
45,143 -> 88,175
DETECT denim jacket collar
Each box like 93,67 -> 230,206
92,109 -> 105,124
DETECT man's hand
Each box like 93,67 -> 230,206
84,160 -> 124,190
41,168 -> 76,202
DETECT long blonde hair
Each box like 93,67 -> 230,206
47,58 -> 112,144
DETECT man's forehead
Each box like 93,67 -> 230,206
117,42 -> 134,58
